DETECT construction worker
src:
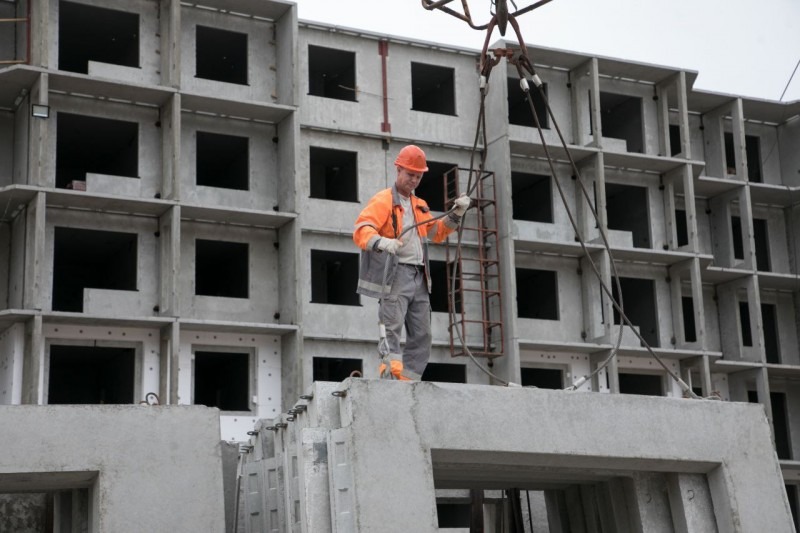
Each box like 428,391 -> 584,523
353,145 -> 470,380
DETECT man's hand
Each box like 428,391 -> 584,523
377,237 -> 403,255
453,194 -> 471,216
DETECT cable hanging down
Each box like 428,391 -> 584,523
424,0 -> 708,398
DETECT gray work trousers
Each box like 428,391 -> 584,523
379,263 -> 431,380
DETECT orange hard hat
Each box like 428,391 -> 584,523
394,145 -> 428,173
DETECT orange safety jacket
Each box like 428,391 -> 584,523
354,184 -> 459,298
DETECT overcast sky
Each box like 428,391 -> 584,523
294,0 -> 800,102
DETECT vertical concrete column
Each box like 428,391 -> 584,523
274,3 -> 298,106
662,167 -> 679,250
160,320 -> 180,404
160,0 -> 181,88
21,314 -> 43,404
709,188 -> 741,268
27,73 -> 49,187
667,473 -> 717,533
569,59 -> 599,148
681,164 -> 700,252
736,186 -> 757,271
160,93 -> 181,200
158,205 -> 180,316
28,0 -> 49,67
22,191 -> 44,310
675,71 -> 692,160
668,260 -> 689,346
730,98 -> 748,180
701,101 -> 734,179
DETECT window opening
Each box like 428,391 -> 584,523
682,296 -> 697,343
512,172 -> 552,223
507,78 -> 548,128
599,92 -> 643,153
414,161 -> 457,212
612,277 -> 659,347
313,357 -> 362,381
739,301 -> 752,347
422,362 -> 466,383
436,502 -> 471,528
310,250 -> 360,306
731,216 -> 744,261
753,218 -> 770,271
762,303 -> 780,364
521,367 -> 563,389
668,124 -> 681,157
750,390 -> 791,459
308,45 -> 356,101
411,62 -> 455,116
618,372 -> 663,396
194,351 -> 250,411
745,135 -> 762,182
56,113 -> 138,189
195,26 -> 248,85
309,146 -> 358,202
430,260 -> 462,313
58,1 -> 139,73
52,227 -> 138,312
787,485 -> 800,530
195,239 -> 249,298
675,209 -> 689,247
196,131 -> 249,190
48,345 -> 135,404
516,268 -> 558,320
724,131 -> 736,175
606,183 -> 650,248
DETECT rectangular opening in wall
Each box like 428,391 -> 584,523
771,392 -> 792,459
422,362 -> 466,383
681,296 -> 697,343
194,350 -> 250,411
56,113 -> 138,189
411,62 -> 455,116
745,134 -> 762,182
599,92 -> 643,153
52,227 -> 138,312
413,161 -> 457,212
196,131 -> 249,190
521,366 -> 563,389
309,146 -> 358,202
308,45 -> 356,101
675,209 -> 689,247
436,502 -> 471,528
762,303 -> 780,364
310,250 -> 360,306
605,183 -> 650,248
58,1 -> 139,73
787,485 -> 799,530
48,345 -> 135,404
429,260 -> 462,313
313,357 -> 362,381
515,268 -> 558,320
618,372 -> 663,396
0,489 -> 92,531
669,124 -> 681,156
724,131 -> 736,174
507,78 -> 548,128
196,26 -> 248,85
612,277 -> 659,347
195,239 -> 249,298
512,172 -> 552,223
731,216 -> 744,260
753,218 -> 770,271
739,300 -> 752,347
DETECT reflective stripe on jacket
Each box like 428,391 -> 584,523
354,184 -> 459,298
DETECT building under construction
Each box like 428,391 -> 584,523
0,0 -> 799,531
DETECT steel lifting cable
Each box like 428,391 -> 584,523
511,58 -> 701,397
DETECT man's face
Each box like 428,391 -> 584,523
395,166 -> 424,197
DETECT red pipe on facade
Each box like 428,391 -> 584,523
379,40 -> 391,133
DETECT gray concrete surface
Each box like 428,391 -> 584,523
0,405 -> 226,532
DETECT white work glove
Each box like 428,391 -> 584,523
453,194 -> 471,217
376,237 -> 403,255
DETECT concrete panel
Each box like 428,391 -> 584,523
327,379 -> 791,532
180,5 -> 278,103
0,404 -> 226,532
0,323 -> 25,405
